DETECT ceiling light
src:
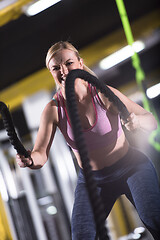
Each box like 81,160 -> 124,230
99,41 -> 145,70
146,83 -> 160,99
24,0 -> 61,16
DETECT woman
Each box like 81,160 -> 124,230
16,41 -> 160,240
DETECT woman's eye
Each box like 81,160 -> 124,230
52,66 -> 60,71
66,62 -> 73,66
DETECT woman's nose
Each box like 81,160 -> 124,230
60,65 -> 68,75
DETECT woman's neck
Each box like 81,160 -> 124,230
61,79 -> 89,102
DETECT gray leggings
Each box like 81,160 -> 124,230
71,147 -> 160,240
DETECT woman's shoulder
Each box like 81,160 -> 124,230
42,96 -> 59,124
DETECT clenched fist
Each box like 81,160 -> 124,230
16,150 -> 33,168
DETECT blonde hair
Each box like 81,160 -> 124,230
46,41 -> 97,77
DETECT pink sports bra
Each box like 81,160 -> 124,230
56,85 -> 123,152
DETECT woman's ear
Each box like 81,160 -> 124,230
79,58 -> 84,69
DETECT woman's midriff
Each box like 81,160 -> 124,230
73,131 -> 129,170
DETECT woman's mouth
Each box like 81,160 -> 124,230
61,77 -> 66,86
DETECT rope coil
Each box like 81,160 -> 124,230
0,101 -> 29,158
65,69 -> 130,240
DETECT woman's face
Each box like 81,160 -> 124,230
48,49 -> 83,89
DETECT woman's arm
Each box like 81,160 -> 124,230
99,85 -> 157,132
16,100 -> 58,169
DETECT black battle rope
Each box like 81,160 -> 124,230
0,101 -> 29,158
65,69 -> 130,240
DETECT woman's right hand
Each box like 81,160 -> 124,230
16,150 -> 33,168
